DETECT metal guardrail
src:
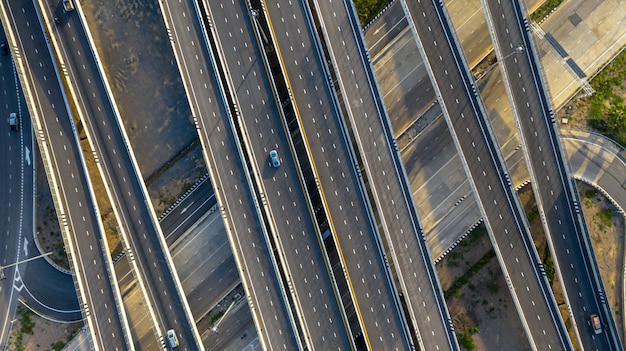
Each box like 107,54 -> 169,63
156,1 -> 301,349
0,2 -> 131,349
310,0 -> 458,349
245,2 -> 357,349
401,0 -> 573,349
199,1 -> 309,347
47,0 -> 204,348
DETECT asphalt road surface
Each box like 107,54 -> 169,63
42,0 -> 204,348
0,0 -> 131,348
400,0 -> 572,349
263,0 -> 415,349
204,1 -> 355,349
158,0 -> 300,349
310,1 -> 457,349
483,0 -> 622,348
0,28 -> 34,346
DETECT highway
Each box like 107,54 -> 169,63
482,0 -> 622,349
0,29 -> 33,346
40,0 -> 202,348
203,0 -> 354,349
399,0 -> 573,349
262,1 -> 413,349
156,0 -> 300,349
161,175 -> 215,246
0,1 -> 131,349
309,0 -> 457,350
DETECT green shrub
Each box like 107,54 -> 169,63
586,49 -> 626,147
51,341 -> 67,351
353,0 -> 393,26
210,310 -> 225,324
597,208 -> 613,227
527,207 -> 540,223
459,330 -> 475,350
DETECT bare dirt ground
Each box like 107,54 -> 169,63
78,0 -> 208,235
439,183 -> 624,350
5,305 -> 82,351
578,182 -> 624,338
437,191 -> 532,350
79,0 -> 198,180
148,143 -> 207,214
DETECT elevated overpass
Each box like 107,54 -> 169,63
157,0 -> 301,349
38,0 -> 203,348
202,0 -> 354,349
261,0 -> 414,349
307,0 -> 458,349
482,0 -> 622,348
0,1 -> 131,349
400,0 -> 573,349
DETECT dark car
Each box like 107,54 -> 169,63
62,0 -> 75,12
1,41 -> 9,56
9,112 -> 19,131
590,314 -> 602,334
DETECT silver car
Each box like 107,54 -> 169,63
166,329 -> 179,348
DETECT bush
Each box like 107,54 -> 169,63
459,330 -> 475,351
529,0 -> 565,22
597,208 -> 613,227
586,49 -> 626,147
210,310 -> 225,324
527,206 -> 540,223
50,341 -> 67,351
353,0 -> 393,26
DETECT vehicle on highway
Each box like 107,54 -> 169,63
62,0 -> 74,12
269,149 -> 280,167
590,314 -> 602,334
1,41 -> 8,56
8,112 -> 19,130
166,329 -> 179,348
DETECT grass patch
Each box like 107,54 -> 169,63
50,341 -> 67,351
353,0 -> 393,26
17,305 -> 35,335
529,0 -> 565,22
586,48 -> 626,147
447,251 -> 463,267
445,250 -> 496,299
210,310 -> 225,324
527,206 -> 540,223
597,208 -> 614,227
10,305 -> 36,351
458,326 -> 479,351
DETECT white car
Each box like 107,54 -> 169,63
269,150 -> 280,167
166,329 -> 179,348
